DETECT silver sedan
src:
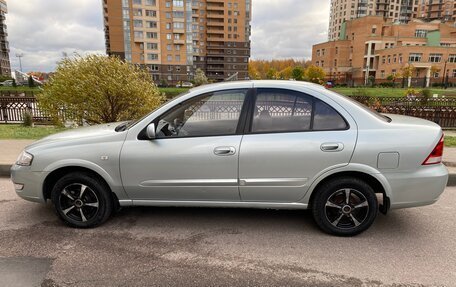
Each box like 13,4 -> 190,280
11,81 -> 448,236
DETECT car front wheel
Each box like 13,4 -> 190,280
51,172 -> 113,228
312,177 -> 378,236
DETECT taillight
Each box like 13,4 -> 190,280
422,135 -> 444,165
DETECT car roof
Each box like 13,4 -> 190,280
188,80 -> 327,94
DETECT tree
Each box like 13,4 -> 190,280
291,66 -> 305,81
266,68 -> 278,80
38,54 -> 164,125
28,75 -> 35,88
194,68 -> 208,86
304,65 -> 326,84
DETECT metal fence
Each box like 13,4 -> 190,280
2,94 -> 456,128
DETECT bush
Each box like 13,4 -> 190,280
39,54 -> 164,125
22,112 -> 33,127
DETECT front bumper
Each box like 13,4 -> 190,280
385,164 -> 448,209
10,164 -> 48,203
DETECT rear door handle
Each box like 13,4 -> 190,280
214,146 -> 236,156
321,143 -> 344,152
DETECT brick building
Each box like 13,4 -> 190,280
328,0 -> 456,42
102,0 -> 252,85
313,16 -> 456,87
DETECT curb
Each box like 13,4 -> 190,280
443,161 -> 456,168
2,164 -> 456,187
0,164 -> 10,178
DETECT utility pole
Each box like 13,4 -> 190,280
15,53 -> 24,71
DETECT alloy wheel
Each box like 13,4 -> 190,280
59,183 -> 100,223
324,188 -> 369,230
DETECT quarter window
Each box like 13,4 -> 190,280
313,100 -> 348,130
156,90 -> 247,138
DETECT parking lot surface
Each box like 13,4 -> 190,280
0,177 -> 455,287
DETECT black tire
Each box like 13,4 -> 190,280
312,177 -> 378,236
51,172 -> 113,228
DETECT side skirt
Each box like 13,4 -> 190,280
118,199 -> 309,210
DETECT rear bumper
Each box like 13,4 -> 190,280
385,164 -> 448,209
10,164 -> 48,204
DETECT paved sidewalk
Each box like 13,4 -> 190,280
0,140 -> 35,176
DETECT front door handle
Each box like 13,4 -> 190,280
214,146 -> 236,156
321,143 -> 344,152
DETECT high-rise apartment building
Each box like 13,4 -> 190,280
417,0 -> 455,21
103,0 -> 252,85
328,0 -> 456,41
0,0 -> 11,76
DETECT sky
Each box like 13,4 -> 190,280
6,0 -> 330,72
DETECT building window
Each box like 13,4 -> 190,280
335,47 -> 338,55
176,55 -> 181,62
147,43 -> 158,50
147,21 -> 157,28
145,0 -> 156,5
147,54 -> 158,61
167,55 -> 172,62
173,0 -> 184,7
448,54 -> 456,63
134,31 -> 143,39
167,44 -> 172,51
453,70 -> 456,78
399,54 -> 403,64
415,29 -> 427,38
133,9 -> 143,16
133,0 -> 142,5
316,50 -> 320,57
381,70 -> 385,78
429,54 -> 442,63
133,20 -> 143,28
146,32 -> 158,39
409,53 -> 422,62
173,22 -> 185,29
145,10 -> 157,17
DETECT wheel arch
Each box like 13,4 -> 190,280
305,167 -> 391,213
42,166 -> 120,207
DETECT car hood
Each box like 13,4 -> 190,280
26,122 -> 126,151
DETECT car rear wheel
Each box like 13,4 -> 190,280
312,177 -> 378,236
51,172 -> 113,228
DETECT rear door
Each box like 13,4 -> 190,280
238,87 -> 357,202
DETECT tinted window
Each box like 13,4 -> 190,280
313,100 -> 348,130
252,89 -> 313,133
156,89 -> 247,138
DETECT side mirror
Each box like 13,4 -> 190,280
146,123 -> 156,140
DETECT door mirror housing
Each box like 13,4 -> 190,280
146,123 -> 156,140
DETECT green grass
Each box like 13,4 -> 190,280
159,87 -> 190,99
445,136 -> 456,147
0,86 -> 41,92
331,87 -> 456,98
0,125 -> 67,140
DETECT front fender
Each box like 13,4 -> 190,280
43,159 -> 129,200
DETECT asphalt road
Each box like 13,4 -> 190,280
0,177 -> 455,287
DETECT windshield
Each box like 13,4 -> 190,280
116,90 -> 191,132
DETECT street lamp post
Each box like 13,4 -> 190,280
15,53 -> 24,71
442,60 -> 448,89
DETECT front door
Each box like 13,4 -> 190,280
239,88 -> 357,203
120,89 -> 249,201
